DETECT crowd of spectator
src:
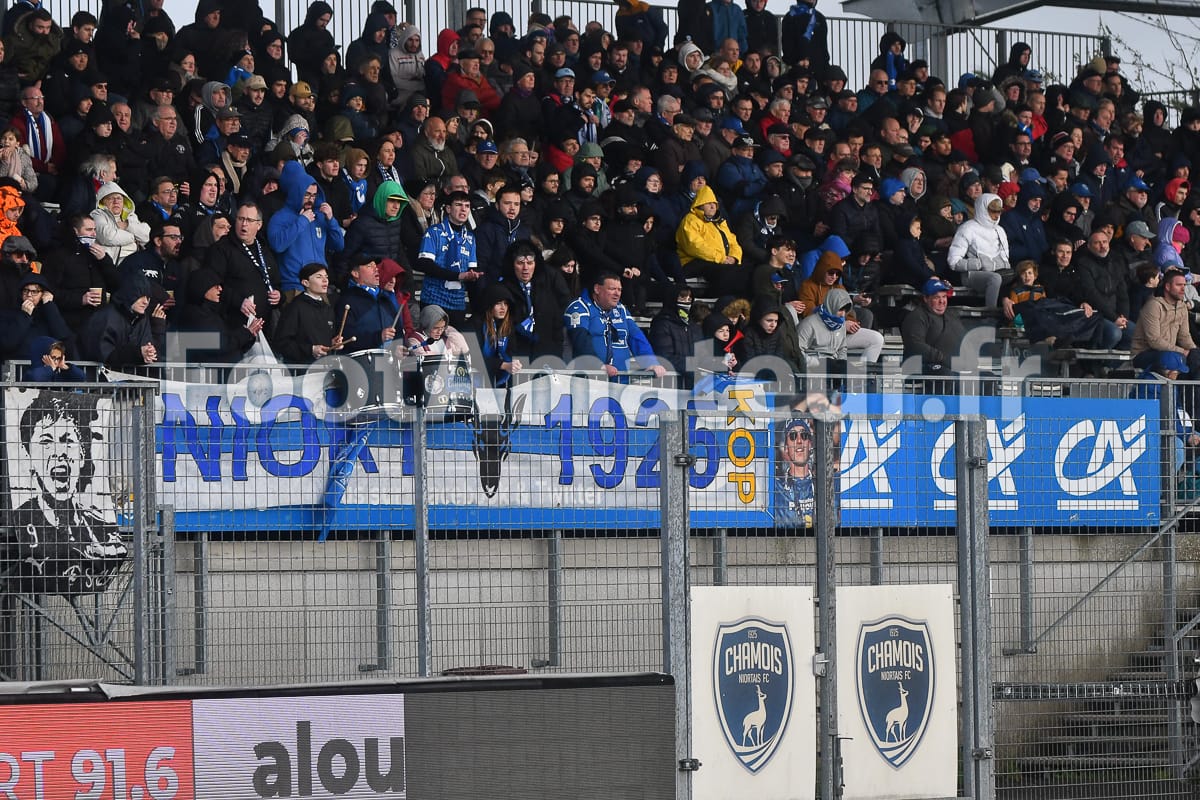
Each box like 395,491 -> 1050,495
3,0 -> 1200,387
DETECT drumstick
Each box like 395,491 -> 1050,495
335,304 -> 350,340
391,306 -> 404,329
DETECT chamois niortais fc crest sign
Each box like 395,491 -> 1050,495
856,615 -> 935,769
712,617 -> 794,773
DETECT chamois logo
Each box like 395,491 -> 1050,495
856,615 -> 935,769
713,618 -> 794,773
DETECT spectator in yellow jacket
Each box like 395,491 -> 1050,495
675,184 -> 745,296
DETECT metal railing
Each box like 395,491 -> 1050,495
1,371 -> 1198,799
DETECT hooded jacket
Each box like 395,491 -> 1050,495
343,180 -> 408,272
796,286 -> 850,365
715,149 -> 768,218
948,193 -> 1010,273
676,185 -> 743,266
1154,216 -> 1187,271
424,29 -> 459,111
266,160 -> 345,290
0,184 -> 23,251
174,268 -> 256,363
346,12 -> 391,74
288,1 -> 337,85
735,297 -> 803,375
1000,182 -> 1048,264
797,250 -> 850,320
389,24 -> 426,107
991,41 -> 1030,84
78,274 -> 165,368
91,182 -> 150,265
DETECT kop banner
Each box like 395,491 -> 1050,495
59,377 -> 1162,531
836,584 -> 957,800
690,586 -> 817,800
150,373 -> 771,531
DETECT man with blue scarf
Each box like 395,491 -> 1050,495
781,0 -> 829,77
796,287 -> 850,370
344,255 -> 399,346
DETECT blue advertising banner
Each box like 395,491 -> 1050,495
118,379 -> 1162,532
829,394 -> 1161,528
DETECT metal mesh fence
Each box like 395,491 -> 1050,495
2,370 -> 1199,798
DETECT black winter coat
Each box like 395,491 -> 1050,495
498,262 -> 572,360
274,292 -> 336,364
648,308 -> 701,374
343,283 -> 401,348
41,241 -> 120,332
342,209 -> 406,275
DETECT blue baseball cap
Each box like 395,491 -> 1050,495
591,70 -> 615,85
1069,182 -> 1093,198
922,277 -> 954,296
720,116 -> 746,133
1019,167 -> 1047,184
477,140 -> 499,155
1126,175 -> 1151,192
1159,351 -> 1189,374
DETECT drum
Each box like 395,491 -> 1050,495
324,348 -> 405,421
405,352 -> 475,421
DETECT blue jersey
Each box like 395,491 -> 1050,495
418,219 -> 477,311
564,290 -> 658,372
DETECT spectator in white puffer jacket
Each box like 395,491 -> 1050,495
947,192 -> 1009,308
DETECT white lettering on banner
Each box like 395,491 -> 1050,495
1054,417 -> 1145,504
839,419 -> 900,509
931,417 -> 1025,510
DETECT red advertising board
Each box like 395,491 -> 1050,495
0,701 -> 195,800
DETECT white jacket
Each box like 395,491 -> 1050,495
90,181 -> 149,265
947,193 -> 1010,273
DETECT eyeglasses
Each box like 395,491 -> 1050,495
303,191 -> 318,199
480,49 -> 494,55
21,286 -> 42,294
161,233 -> 184,240
235,216 -> 261,223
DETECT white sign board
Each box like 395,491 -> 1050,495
690,586 -> 816,800
836,584 -> 957,800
